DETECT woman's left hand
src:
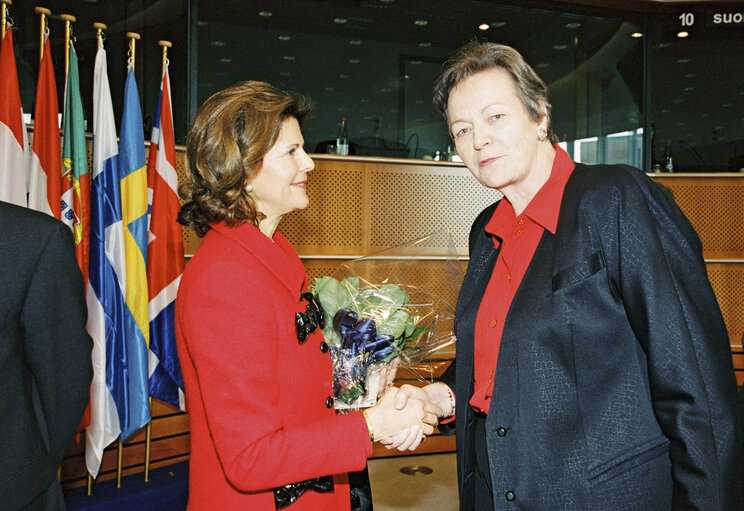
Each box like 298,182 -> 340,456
376,357 -> 400,399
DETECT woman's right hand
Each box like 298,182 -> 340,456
364,387 -> 441,447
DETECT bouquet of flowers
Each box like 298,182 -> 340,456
311,230 -> 463,409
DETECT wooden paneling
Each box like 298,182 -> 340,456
62,149 -> 744,491
653,174 -> 744,260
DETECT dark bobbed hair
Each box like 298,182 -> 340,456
178,81 -> 312,237
432,41 -> 558,144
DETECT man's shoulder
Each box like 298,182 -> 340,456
0,201 -> 66,233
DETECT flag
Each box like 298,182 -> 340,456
86,43 -> 123,478
0,26 -> 27,207
27,35 -> 61,217
147,63 -> 185,410
116,64 -> 151,440
61,41 -> 90,286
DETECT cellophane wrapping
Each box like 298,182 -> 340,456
311,230 -> 464,410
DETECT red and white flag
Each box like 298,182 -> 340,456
27,36 -> 61,218
0,26 -> 27,207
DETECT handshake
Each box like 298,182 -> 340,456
361,363 -> 455,451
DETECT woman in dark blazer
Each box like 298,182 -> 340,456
393,42 -> 742,510
175,81 -> 440,511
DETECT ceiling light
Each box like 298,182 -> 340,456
676,58 -> 690,64
219,58 -> 232,63
479,23 -> 490,31
349,58 -> 360,63
414,20 -> 428,26
325,87 -> 334,91
491,21 -> 506,27
334,18 -> 348,24
419,42 -> 431,47
278,35 -> 291,41
349,40 -> 362,45
553,44 -> 567,50
631,32 -> 643,38
283,55 -> 295,61
565,22 -> 581,29
259,11 -> 272,17
536,63 -> 549,68
210,41 -> 226,46
677,31 -> 689,38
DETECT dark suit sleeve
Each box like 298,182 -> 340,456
599,168 -> 741,509
21,221 -> 93,466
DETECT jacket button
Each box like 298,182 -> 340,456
496,427 -> 507,437
505,491 -> 515,501
320,342 -> 329,353
325,396 -> 334,408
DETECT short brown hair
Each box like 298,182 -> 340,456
433,41 -> 557,144
178,81 -> 312,237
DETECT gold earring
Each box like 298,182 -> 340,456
537,129 -> 547,142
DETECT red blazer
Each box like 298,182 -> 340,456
176,221 -> 372,510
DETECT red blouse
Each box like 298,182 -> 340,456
470,146 -> 574,413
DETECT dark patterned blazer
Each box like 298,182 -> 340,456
440,164 -> 742,510
0,201 -> 92,510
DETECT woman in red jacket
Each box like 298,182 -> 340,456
176,81 -> 440,510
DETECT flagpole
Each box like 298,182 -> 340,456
115,437 -> 123,488
126,31 -> 140,72
118,30 -> 142,491
159,40 -> 171,74
60,14 -> 75,79
89,25 -> 106,497
34,6 -> 50,63
87,25 -> 104,494
142,39 -> 173,485
0,0 -> 11,40
93,22 -> 106,50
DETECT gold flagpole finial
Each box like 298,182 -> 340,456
34,6 -> 51,63
60,14 -> 75,78
158,40 -> 172,75
126,31 -> 140,72
93,22 -> 106,50
1,0 -> 13,40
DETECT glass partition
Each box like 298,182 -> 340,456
648,5 -> 744,172
195,1 -> 644,163
8,1 -> 743,171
